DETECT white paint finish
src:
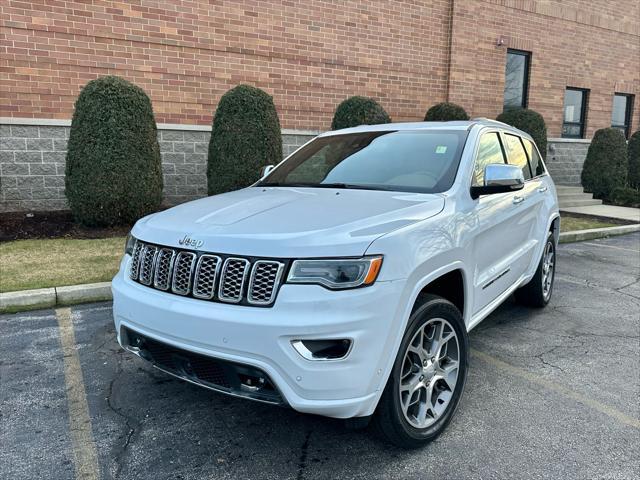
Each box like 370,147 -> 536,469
113,120 -> 560,419
133,187 -> 445,258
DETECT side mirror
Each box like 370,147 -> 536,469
470,163 -> 524,199
260,164 -> 275,178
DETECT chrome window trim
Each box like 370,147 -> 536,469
218,257 -> 250,304
193,254 -> 222,299
247,260 -> 285,305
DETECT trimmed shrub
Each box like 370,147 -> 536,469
65,76 -> 162,226
331,96 -> 391,130
628,130 -> 640,189
424,102 -> 469,122
496,108 -> 547,159
207,84 -> 282,195
581,128 -> 628,200
611,186 -> 640,208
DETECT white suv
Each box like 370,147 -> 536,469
112,119 -> 559,447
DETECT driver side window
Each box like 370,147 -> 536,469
472,132 -> 506,186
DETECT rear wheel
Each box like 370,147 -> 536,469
373,294 -> 468,448
515,232 -> 556,308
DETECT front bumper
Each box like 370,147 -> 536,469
112,261 -> 406,418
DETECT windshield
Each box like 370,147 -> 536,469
258,130 -> 468,193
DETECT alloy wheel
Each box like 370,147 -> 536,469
542,240 -> 555,300
398,318 -> 460,429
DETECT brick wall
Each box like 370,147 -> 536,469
0,0 -> 453,129
0,122 -> 316,212
448,0 -> 640,137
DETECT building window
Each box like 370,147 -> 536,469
503,49 -> 530,110
562,88 -> 589,138
611,93 -> 634,138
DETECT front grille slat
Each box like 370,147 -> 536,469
153,248 -> 175,291
218,258 -> 250,303
129,241 -> 282,306
139,245 -> 159,286
248,261 -> 284,305
193,255 -> 221,299
171,251 -> 197,295
129,241 -> 144,280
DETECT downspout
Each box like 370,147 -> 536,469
445,0 -> 455,102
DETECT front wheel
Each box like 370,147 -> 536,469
515,231 -> 556,308
373,294 -> 469,448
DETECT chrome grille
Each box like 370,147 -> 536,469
193,255 -> 221,299
129,241 -> 144,279
153,248 -> 175,290
248,261 -> 284,305
139,245 -> 158,285
128,241 -> 284,306
172,251 -> 196,295
218,258 -> 250,303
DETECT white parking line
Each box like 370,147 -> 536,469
472,349 -> 640,430
56,307 -> 100,480
580,242 -> 640,254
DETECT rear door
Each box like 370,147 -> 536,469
502,133 -> 546,275
470,131 -> 532,315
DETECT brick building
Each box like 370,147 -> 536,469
1,0 -> 638,212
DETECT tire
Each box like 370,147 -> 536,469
373,294 -> 469,449
515,232 -> 556,308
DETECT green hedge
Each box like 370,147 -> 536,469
207,85 -> 282,195
628,130 -> 640,189
496,108 -> 547,159
424,102 -> 469,121
331,96 -> 390,130
65,76 -> 162,226
581,128 -> 628,200
611,186 -> 640,208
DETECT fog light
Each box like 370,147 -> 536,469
291,339 -> 352,360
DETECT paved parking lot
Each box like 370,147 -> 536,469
2,233 -> 639,480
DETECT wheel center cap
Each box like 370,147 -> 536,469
423,363 -> 436,378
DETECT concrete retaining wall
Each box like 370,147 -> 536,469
0,119 -> 317,212
1,119 -> 591,212
544,139 -> 591,186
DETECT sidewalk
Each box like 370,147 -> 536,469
561,204 -> 640,223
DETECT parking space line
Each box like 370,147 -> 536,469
580,242 -> 640,253
56,307 -> 100,480
471,348 -> 640,430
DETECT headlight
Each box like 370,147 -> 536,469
124,233 -> 137,256
286,256 -> 383,289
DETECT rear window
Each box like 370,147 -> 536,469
260,130 -> 468,194
503,134 -> 532,180
523,138 -> 545,177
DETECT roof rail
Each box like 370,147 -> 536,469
471,117 -> 512,127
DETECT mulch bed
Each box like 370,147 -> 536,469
0,210 -> 132,242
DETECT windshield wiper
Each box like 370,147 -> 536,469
258,181 -> 393,191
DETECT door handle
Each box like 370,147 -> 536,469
537,186 -> 548,193
513,195 -> 525,204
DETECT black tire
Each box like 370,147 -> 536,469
372,294 -> 469,449
515,232 -> 556,308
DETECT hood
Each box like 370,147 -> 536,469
132,187 -> 444,257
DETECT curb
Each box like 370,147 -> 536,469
0,282 -> 112,314
559,223 -> 640,244
1,223 -> 639,314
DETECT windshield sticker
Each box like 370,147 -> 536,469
435,145 -> 447,154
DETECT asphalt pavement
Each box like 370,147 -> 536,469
1,233 -> 639,480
